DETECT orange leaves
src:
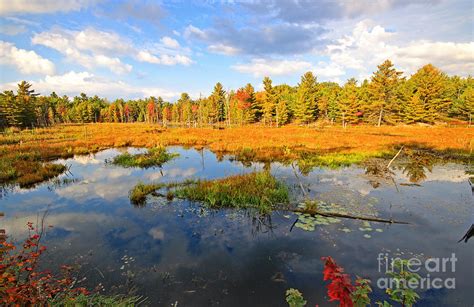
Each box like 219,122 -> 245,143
0,222 -> 92,305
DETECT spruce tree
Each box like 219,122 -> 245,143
262,76 -> 275,125
410,64 -> 450,123
295,71 -> 319,124
210,82 -> 226,122
369,60 -> 402,126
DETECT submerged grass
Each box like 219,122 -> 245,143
112,147 -> 178,168
174,171 -> 289,214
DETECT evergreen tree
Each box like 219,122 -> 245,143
210,82 -> 226,122
409,64 -> 450,123
245,83 -> 259,122
369,60 -> 402,126
295,72 -> 319,124
338,78 -> 360,127
262,77 -> 275,125
275,98 -> 289,127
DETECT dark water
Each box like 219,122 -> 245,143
1,147 -> 472,306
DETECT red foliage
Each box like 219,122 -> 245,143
235,88 -> 251,110
0,223 -> 89,305
321,256 -> 355,307
192,104 -> 199,114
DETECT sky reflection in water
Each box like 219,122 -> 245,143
1,147 -> 472,306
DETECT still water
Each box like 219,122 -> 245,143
1,147 -> 472,306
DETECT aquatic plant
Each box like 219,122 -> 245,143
285,288 -> 307,307
286,256 -> 420,307
175,171 -> 289,214
129,182 -> 165,206
112,147 -> 178,168
0,222 -> 141,305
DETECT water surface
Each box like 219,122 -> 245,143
1,147 -> 472,306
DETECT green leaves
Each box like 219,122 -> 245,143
285,288 -> 307,307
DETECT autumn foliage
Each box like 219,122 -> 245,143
0,223 -> 89,305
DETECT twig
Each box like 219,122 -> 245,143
387,145 -> 404,169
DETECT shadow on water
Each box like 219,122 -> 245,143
1,146 -> 473,306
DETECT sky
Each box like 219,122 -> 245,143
0,0 -> 472,101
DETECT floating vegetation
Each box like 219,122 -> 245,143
174,171 -> 289,214
358,221 -> 384,238
293,201 -> 342,231
111,147 -> 178,168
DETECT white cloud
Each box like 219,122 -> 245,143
32,28 -> 133,74
0,0 -> 97,15
137,51 -> 193,66
313,61 -> 345,81
0,71 -> 180,100
208,44 -> 241,55
184,25 -> 208,40
231,58 -> 312,77
32,27 -> 194,72
0,41 -> 55,75
324,20 -> 474,80
160,36 -> 180,49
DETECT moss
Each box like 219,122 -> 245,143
175,171 -> 289,214
112,147 -> 178,168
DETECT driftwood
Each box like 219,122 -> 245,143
284,207 -> 410,225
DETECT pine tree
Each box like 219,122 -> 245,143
210,82 -> 226,122
338,78 -> 360,127
369,60 -> 402,126
294,72 -> 319,124
262,77 -> 275,125
244,83 -> 258,122
275,98 -> 289,127
403,93 -> 427,124
409,64 -> 450,123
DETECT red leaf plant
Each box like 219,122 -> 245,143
321,256 -> 355,307
0,222 -> 89,305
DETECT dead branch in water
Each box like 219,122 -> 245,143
279,206 -> 410,224
387,145 -> 404,169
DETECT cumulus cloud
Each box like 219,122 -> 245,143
232,58 -> 311,77
32,28 -> 132,74
323,20 -> 474,80
160,36 -> 180,49
136,51 -> 193,66
0,0 -> 98,15
0,41 -> 55,75
0,71 -> 180,100
32,27 -> 194,73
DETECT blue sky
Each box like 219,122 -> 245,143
0,0 -> 472,101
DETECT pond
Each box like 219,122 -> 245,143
1,147 -> 472,306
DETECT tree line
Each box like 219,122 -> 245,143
1,60 -> 472,130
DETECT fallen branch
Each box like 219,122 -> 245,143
387,145 -> 404,169
284,207 -> 410,224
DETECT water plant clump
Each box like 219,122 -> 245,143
129,182 -> 165,206
112,147 -> 178,168
175,171 -> 289,214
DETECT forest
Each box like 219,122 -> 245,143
1,60 -> 473,130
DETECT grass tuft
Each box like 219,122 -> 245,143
112,147 -> 178,168
129,182 -> 165,206
175,171 -> 289,214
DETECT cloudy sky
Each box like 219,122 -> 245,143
0,0 -> 472,100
